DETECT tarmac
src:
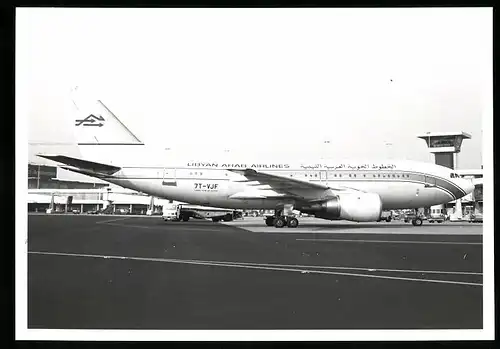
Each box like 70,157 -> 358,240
27,214 -> 483,330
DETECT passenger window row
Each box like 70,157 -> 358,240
298,172 -> 411,179
181,170 -> 415,180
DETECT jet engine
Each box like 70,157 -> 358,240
301,193 -> 383,222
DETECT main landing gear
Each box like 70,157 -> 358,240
265,208 -> 299,228
410,209 -> 423,226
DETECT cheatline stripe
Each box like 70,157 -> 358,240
102,176 -> 458,200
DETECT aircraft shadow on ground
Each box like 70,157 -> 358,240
233,221 -> 478,230
247,223 -> 415,230
110,217 -> 478,231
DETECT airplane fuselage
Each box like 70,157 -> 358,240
95,157 -> 467,212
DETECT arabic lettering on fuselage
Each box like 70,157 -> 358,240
300,163 -> 397,170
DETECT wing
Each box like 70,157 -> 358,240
228,168 -> 362,200
230,169 -> 328,189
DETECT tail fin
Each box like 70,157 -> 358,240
70,86 -> 144,146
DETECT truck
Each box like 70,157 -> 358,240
162,203 -> 243,222
468,212 -> 483,223
403,212 -> 427,225
428,206 -> 447,223
162,202 -> 180,221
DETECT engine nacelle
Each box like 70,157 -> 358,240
301,193 -> 383,222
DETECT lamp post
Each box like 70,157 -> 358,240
37,164 -> 40,189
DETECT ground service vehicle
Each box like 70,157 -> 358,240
377,211 -> 393,222
428,207 -> 446,223
162,203 -> 180,221
403,212 -> 426,226
163,203 -> 242,222
469,212 -> 483,223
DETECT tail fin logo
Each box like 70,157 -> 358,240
75,114 -> 105,127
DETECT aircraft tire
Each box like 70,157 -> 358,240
212,217 -> 221,222
181,214 -> 189,222
222,214 -> 233,222
411,218 -> 423,226
274,217 -> 286,228
265,217 -> 275,226
287,217 -> 299,228
386,217 -> 392,222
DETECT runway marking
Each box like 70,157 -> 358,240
169,259 -> 482,276
295,238 -> 482,245
28,251 -> 483,287
95,217 -> 132,224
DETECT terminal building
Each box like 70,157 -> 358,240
27,163 -> 167,214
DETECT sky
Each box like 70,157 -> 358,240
18,8 -> 491,169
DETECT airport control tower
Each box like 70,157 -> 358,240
417,131 -> 471,220
417,131 -> 471,169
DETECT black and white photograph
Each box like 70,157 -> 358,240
16,7 -> 493,341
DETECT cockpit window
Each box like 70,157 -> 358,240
450,173 -> 459,178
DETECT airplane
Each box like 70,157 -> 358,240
36,87 -> 475,228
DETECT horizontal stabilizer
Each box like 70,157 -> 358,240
37,154 -> 121,175
58,166 -> 112,179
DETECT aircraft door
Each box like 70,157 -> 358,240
162,168 -> 177,186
